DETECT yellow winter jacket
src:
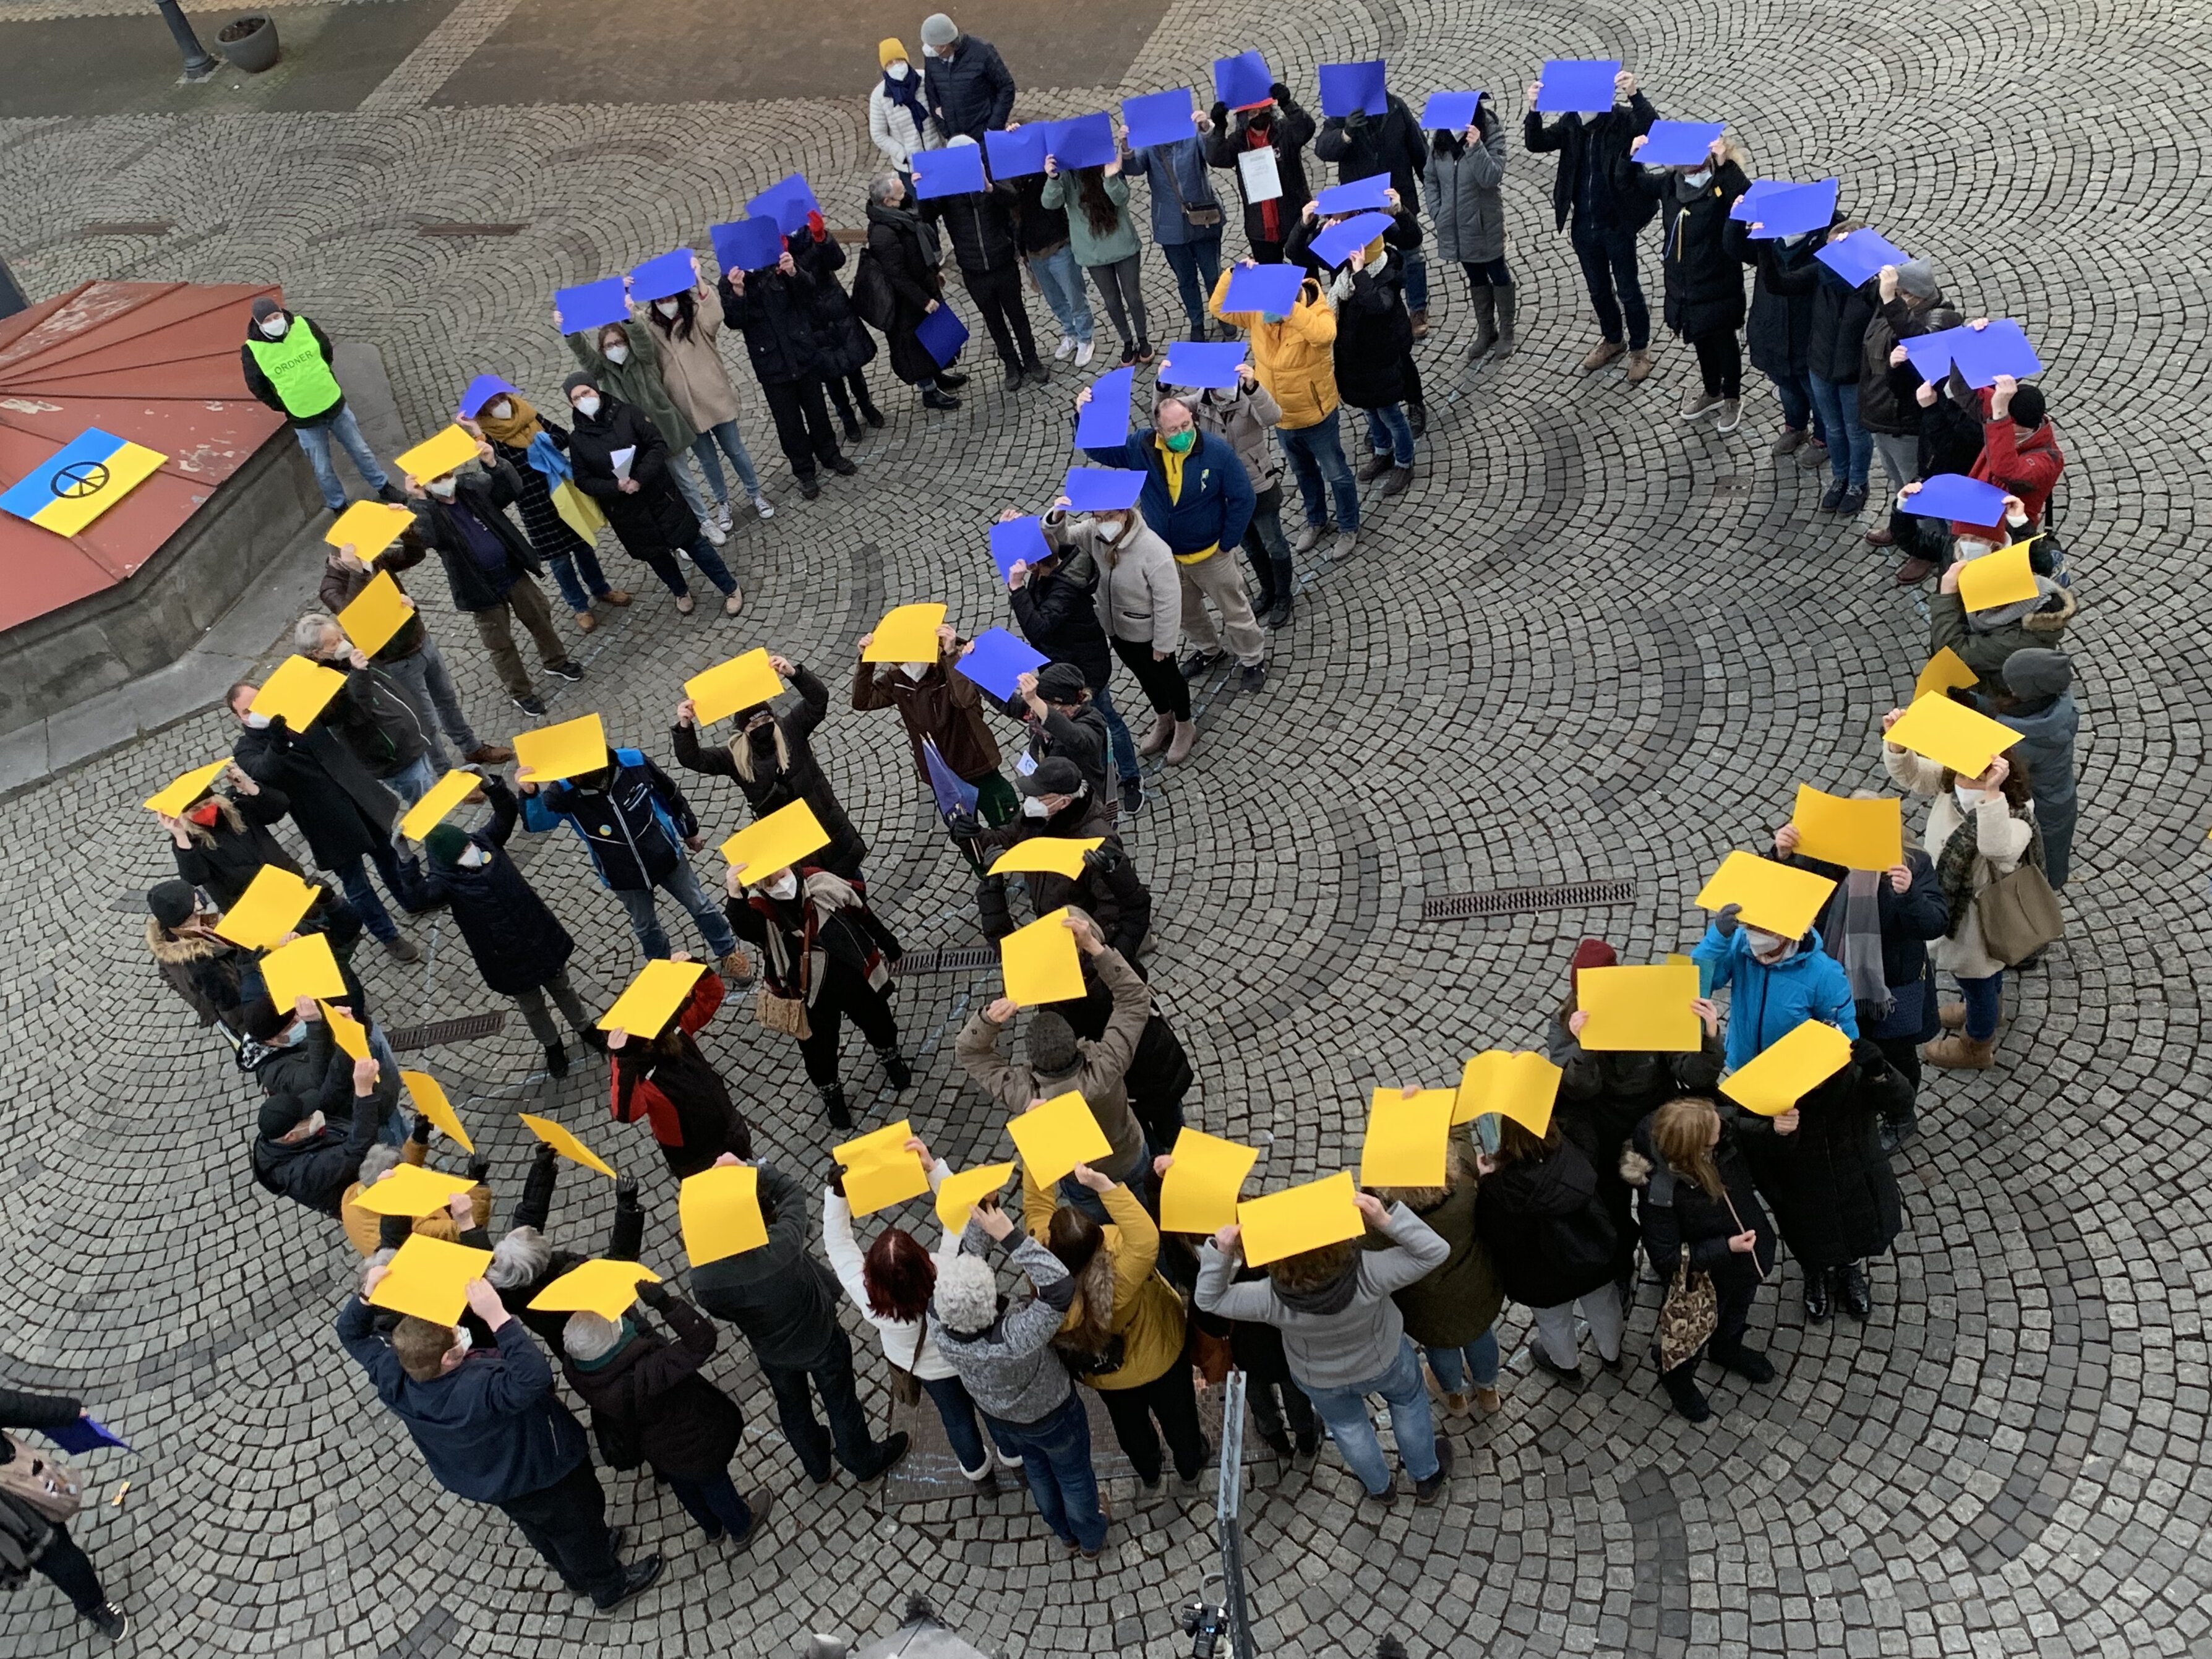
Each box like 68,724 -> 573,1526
1210,267 -> 1340,429
1022,1174 -> 1188,1390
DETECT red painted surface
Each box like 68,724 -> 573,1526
0,280 -> 289,632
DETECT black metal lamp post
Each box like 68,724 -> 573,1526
155,0 -> 220,79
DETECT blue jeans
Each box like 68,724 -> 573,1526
1363,405 -> 1415,467
294,406 -> 390,511
1278,414 -> 1359,531
1425,1328 -> 1500,1394
335,840 -> 427,943
384,753 -> 440,808
1807,373 -> 1870,487
1296,1335 -> 1440,1496
920,1371 -> 990,1474
1089,682 -> 1141,783
612,860 -> 737,960
1160,235 -> 1223,337
366,1027 -> 409,1146
1401,244 -> 1428,313
1956,970 -> 2002,1041
1767,370 -> 1823,440
666,1468 -> 753,1539
545,540 -> 613,614
1027,246 -> 1094,345
988,1391 -> 1105,1551
1570,222 -> 1650,350
691,422 -> 762,502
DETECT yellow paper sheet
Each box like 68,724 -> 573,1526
685,649 -> 786,726
1005,1089 -> 1112,1186
1237,1170 -> 1363,1268
518,1113 -> 617,1178
325,500 -> 417,562
512,713 -> 608,784
395,424 -> 481,485
1720,1018 -> 1853,1116
369,1234 -> 492,1326
1001,906 -> 1086,1006
1956,541 -> 2039,611
721,799 -> 830,883
1575,963 -> 1703,1053
260,931 -> 346,1011
935,1162 -> 1016,1232
1695,850 -> 1837,940
144,760 -> 228,817
212,865 -> 320,950
988,838 -> 1104,878
249,655 -> 347,732
1885,693 -> 2020,778
860,602 -> 950,663
1790,786 -> 1904,873
833,1120 -> 933,1216
353,1163 -> 478,1218
318,1000 -> 371,1061
1913,646 -> 1981,703
337,569 -> 413,659
399,770 -> 482,842
1360,1088 -> 1454,1188
402,1070 -> 472,1154
1454,1051 -> 1562,1134
1159,1128 -> 1259,1234
527,1258 -> 662,1321
680,1163 -> 769,1265
597,958 -> 705,1037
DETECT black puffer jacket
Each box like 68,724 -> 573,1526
560,394 -> 699,560
147,920 -> 254,1029
1759,229 -> 1874,383
233,718 -> 400,867
975,796 -> 1150,959
409,459 -> 544,612
562,1292 -> 745,1479
171,788 -> 300,908
1731,1041 -> 1907,1267
864,200 -> 947,387
419,779 -> 572,995
251,1058 -> 399,1217
1289,232 -> 1409,408
1624,1113 -> 1777,1292
320,664 -> 430,782
787,225 -> 877,380
1743,232 -> 1820,381
1314,92 -> 1428,214
1008,549 -> 1115,688
717,265 -> 822,387
1473,1136 -> 1619,1308
1623,158 -> 1751,338
1524,94 -> 1660,233
669,665 -> 866,877
922,181 -> 1021,275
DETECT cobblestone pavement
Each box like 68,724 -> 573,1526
4,0 -> 2210,1655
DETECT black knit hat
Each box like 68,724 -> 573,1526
560,369 -> 599,398
147,879 -> 198,930
1034,662 -> 1087,703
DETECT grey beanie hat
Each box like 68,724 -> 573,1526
1895,259 -> 1939,299
2002,648 -> 2073,700
919,12 -> 957,46
250,294 -> 282,320
560,369 -> 598,398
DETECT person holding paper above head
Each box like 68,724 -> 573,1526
554,371 -> 745,616
1474,1115 -> 1625,1383
673,656 -> 867,879
642,279 -> 778,527
1285,201 -> 1418,496
967,765 -> 1151,964
1692,897 -> 1859,1068
1887,316 -> 1981,585
1163,365 -> 1297,629
1041,144 -> 1151,367
0,1385 -> 132,1640
144,879 -> 259,1037
917,12 -> 1013,143
1978,649 -> 2077,894
1859,259 -> 1948,551
1037,482 -> 1191,766
1879,709 -> 2040,1071
1121,106 -> 1230,344
240,294 -> 409,515
1210,261 -> 1359,559
1929,550 -> 2075,698
863,172 -> 966,412
998,547 -> 1144,809
782,213 -> 885,441
338,1268 -> 663,1611
251,1052 -> 398,1219
1202,74 -> 1318,265
1314,79 -> 1430,335
290,612 -> 440,808
853,620 -> 1014,826
1194,1188 -> 1454,1505
1741,213 -> 1825,466
716,251 -> 858,504
320,529 -> 510,765
1423,93 -> 1514,362
918,137 -> 1048,391
870,36 -> 944,180
1754,211 -> 1875,515
1005,148 -> 1099,366
458,383 -> 630,633
340,1121 -> 491,1258
1523,67 -> 1659,380
993,658 -> 1115,805
1621,128 -> 1752,431
1366,1131 -> 1506,1418
1947,363 -> 2064,547
157,761 -> 314,910
604,962 -> 753,1177
242,992 -> 379,1128
562,315 -> 723,540
485,1155 -> 646,1345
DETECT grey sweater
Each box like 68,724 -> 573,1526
926,1223 -> 1079,1426
1194,1202 -> 1448,1390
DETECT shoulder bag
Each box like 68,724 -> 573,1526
0,1435 -> 83,1524
755,984 -> 812,1039
1159,156 -> 1224,229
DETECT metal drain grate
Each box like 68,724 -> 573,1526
417,222 -> 528,238
1421,880 -> 1635,922
890,947 -> 997,976
387,1012 -> 505,1051
82,221 -> 173,236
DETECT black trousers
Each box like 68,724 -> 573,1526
1111,635 -> 1190,720
761,1326 -> 888,1481
1246,1373 -> 1316,1442
759,376 -> 842,478
967,265 -> 1039,369
1875,1035 -> 1923,1099
795,973 -> 899,1089
35,1522 -> 105,1614
1097,1360 -> 1206,1484
1692,328 -> 1744,397
496,1459 -> 623,1604
822,369 -> 876,424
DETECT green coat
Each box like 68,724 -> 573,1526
566,323 -> 699,453
1040,169 -> 1140,267
1929,583 -> 2076,697
1369,1177 -> 1502,1348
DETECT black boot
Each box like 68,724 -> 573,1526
1267,557 -> 1295,627
876,1045 -> 912,1090
1710,1340 -> 1777,1384
1837,1261 -> 1872,1319
860,399 -> 886,428
544,1040 -> 569,1079
1659,1360 -> 1712,1423
819,1084 -> 853,1131
1804,1267 -> 1832,1322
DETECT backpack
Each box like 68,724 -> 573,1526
850,247 -> 898,333
0,1436 -> 83,1523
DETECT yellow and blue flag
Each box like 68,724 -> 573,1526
0,428 -> 167,538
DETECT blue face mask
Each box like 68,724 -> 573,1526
1259,311 -> 1287,325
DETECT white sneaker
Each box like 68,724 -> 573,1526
710,500 -> 734,530
752,493 -> 776,521
699,516 -> 729,546
1074,340 -> 1095,367
1053,334 -> 1076,361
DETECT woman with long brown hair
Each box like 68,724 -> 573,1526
1041,145 -> 1151,366
1474,1117 -> 1623,1383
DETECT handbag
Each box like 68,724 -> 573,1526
886,1323 -> 925,1409
1977,862 -> 2065,966
1158,158 -> 1224,229
1655,1264 -> 1718,1373
754,984 -> 812,1039
0,1435 -> 84,1523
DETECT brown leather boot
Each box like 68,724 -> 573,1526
1165,717 -> 1198,765
1138,711 -> 1175,757
1580,339 -> 1626,372
1625,348 -> 1655,383
1938,1001 -> 1966,1030
1922,1032 -> 1994,1070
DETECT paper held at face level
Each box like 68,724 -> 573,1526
1121,87 -> 1196,151
249,654 -> 347,731
1063,466 -> 1146,512
1533,59 -> 1621,113
1155,341 -> 1247,390
144,760 -> 229,817
833,1119 -> 933,1215
989,517 -> 1049,580
1316,59 -> 1387,119
324,500 -> 416,560
1000,906 -> 1087,1006
1814,226 -> 1908,286
721,798 -> 830,883
1790,786 -> 1905,872
1074,366 -> 1136,449
1898,473 -> 2008,523
1635,120 -> 1726,167
1221,261 -> 1303,315
598,958 -> 705,1036
518,1112 -> 617,1178
1418,90 -> 1483,131
680,1163 -> 768,1265
260,930 -> 346,1010
1574,963 -> 1703,1052
370,1234 -> 493,1326
1005,1089 -> 1112,1186
553,276 -> 630,333
1454,1051 -> 1562,1133
1212,50 -> 1271,110
861,602 -> 950,664
398,769 -> 483,842
511,713 -> 608,784
1237,1170 -> 1363,1267
213,865 -> 322,950
1310,212 -> 1394,270
1358,1088 -> 1454,1188
1695,850 -> 1838,940
686,648 -> 785,726
1158,1128 -> 1259,1233
935,1162 -> 1016,1232
1914,645 -> 1980,702
1885,693 -> 2021,778
912,144 -> 987,199
627,248 -> 697,304
1956,541 -> 2040,611
319,1000 -> 371,1060
954,627 -> 1048,701
403,1070 -> 472,1153
336,568 -> 414,659
529,1257 -> 664,1321
1719,1018 -> 1852,1116
988,837 -> 1102,878
353,1162 -> 478,1218
395,424 -> 481,486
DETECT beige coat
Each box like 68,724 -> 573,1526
1041,507 -> 1181,646
643,286 -> 744,431
1883,745 -> 2033,979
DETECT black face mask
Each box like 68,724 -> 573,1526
1247,109 -> 1274,132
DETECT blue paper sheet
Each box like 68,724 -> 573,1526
1729,179 -> 1789,221
1074,366 -> 1136,448
1222,262 -> 1305,315
1947,319 -> 2043,388
43,1417 -> 130,1455
628,248 -> 698,303
1156,341 -> 1247,389
1814,227 -> 1908,286
1419,90 -> 1482,131
956,627 -> 1050,701
553,278 -> 630,333
922,737 -> 980,818
710,218 -> 784,273
1901,327 -> 1970,384
913,144 -> 987,199
1898,473 -> 2008,522
1213,51 -> 1272,109
916,303 -> 969,366
990,516 -> 1050,580
985,126 -> 1048,180
1635,120 -> 1725,166
1318,60 -> 1388,119
457,374 -> 519,418
1533,59 -> 1620,114
1310,211 -> 1394,268
1313,175 -> 1395,216
1123,88 -> 1196,151
1062,466 -> 1146,511
1744,178 -> 1839,239
746,174 -> 818,236
1048,113 -> 1117,171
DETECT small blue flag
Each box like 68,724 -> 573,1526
43,1417 -> 130,1455
922,737 -> 980,818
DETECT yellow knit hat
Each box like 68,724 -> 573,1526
879,38 -> 907,69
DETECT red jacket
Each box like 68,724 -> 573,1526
609,972 -> 751,1178
1950,392 -> 2063,541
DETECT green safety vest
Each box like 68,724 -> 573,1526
246,320 -> 343,419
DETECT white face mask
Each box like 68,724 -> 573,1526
427,478 -> 458,500
458,845 -> 491,868
889,59 -> 911,78
604,343 -> 630,364
487,398 -> 513,419
900,661 -> 930,681
1684,169 -> 1712,189
1021,795 -> 1050,818
450,1326 -> 474,1359
765,871 -> 800,900
573,394 -> 601,418
920,41 -> 939,58
242,710 -> 272,729
1744,927 -> 1789,961
655,300 -> 680,317
1955,786 -> 1993,812
259,315 -> 288,338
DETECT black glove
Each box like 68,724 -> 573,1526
411,1113 -> 434,1145
615,1175 -> 639,1206
1209,99 -> 1228,127
1082,844 -> 1121,874
1850,1037 -> 1888,1073
945,810 -> 981,839
827,1165 -> 847,1199
466,1155 -> 491,1184
635,1278 -> 672,1308
533,1140 -> 558,1167
1713,902 -> 1743,938
1269,82 -> 1290,106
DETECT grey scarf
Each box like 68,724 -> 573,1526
1828,872 -> 1893,1019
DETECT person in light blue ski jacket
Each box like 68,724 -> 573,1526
1692,903 -> 1859,1070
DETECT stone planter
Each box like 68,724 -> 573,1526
215,14 -> 278,72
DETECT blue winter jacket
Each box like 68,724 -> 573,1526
1121,137 -> 1224,247
336,1298 -> 589,1503
520,745 -> 697,892
1080,427 -> 1254,559
1692,923 -> 1861,1070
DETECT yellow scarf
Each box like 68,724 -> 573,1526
1157,437 -> 1219,564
